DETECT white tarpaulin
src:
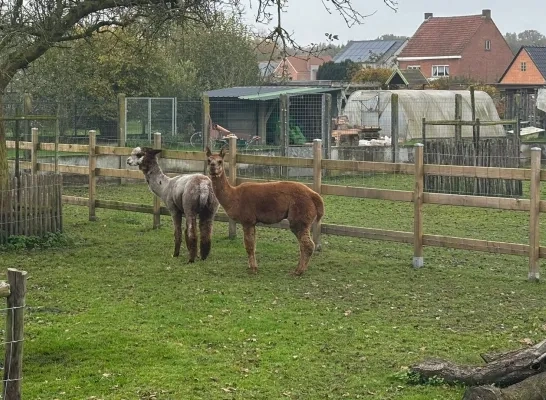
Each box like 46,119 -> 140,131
537,88 -> 546,112
343,90 -> 505,141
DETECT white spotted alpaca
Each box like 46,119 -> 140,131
127,147 -> 219,262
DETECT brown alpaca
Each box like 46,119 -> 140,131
206,147 -> 324,275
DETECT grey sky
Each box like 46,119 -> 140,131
243,0 -> 542,45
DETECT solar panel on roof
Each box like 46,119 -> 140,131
334,40 -> 402,63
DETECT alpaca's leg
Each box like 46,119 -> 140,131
199,216 -> 214,261
185,215 -> 198,263
243,225 -> 258,273
289,221 -> 315,276
294,227 -> 315,276
172,212 -> 183,258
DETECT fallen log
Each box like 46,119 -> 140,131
462,371 -> 546,400
410,339 -> 546,387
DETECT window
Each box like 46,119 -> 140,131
408,65 -> 421,70
485,40 -> 491,51
521,62 -> 527,72
432,65 -> 449,77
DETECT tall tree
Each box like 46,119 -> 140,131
0,0 -> 397,189
504,30 -> 546,53
316,60 -> 358,81
376,34 -> 408,41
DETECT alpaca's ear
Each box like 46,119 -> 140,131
151,149 -> 162,156
205,147 -> 212,157
219,146 -> 227,158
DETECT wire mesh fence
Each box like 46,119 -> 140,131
2,89 -> 542,200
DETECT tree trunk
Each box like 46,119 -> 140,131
462,372 -> 546,400
410,339 -> 546,387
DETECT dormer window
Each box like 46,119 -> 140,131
521,62 -> 527,72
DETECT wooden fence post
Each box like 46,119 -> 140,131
312,139 -> 322,251
3,268 -> 27,400
30,128 -> 38,174
454,94 -> 462,142
413,143 -> 424,268
321,94 -> 332,159
528,147 -> 541,281
88,130 -> 97,222
391,93 -> 399,163
228,136 -> 237,239
153,132 -> 162,229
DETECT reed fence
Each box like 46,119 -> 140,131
6,130 -> 544,281
422,115 -> 521,197
0,173 -> 63,245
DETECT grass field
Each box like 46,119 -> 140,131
2,179 -> 546,400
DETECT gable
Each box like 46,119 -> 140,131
399,15 -> 485,57
499,48 -> 546,85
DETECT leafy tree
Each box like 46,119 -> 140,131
504,30 -> 546,53
164,15 -> 260,95
0,0 -> 397,189
376,34 -> 409,41
317,60 -> 358,81
351,67 -> 393,87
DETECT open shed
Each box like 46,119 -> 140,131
343,90 -> 505,142
205,86 -> 342,144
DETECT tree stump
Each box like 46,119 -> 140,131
462,371 -> 546,400
410,339 -> 546,387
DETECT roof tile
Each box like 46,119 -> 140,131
525,46 -> 546,79
399,15 -> 485,57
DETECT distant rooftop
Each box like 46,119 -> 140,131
205,86 -> 341,101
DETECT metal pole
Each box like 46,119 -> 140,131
148,98 -> 152,143
172,98 -> 175,136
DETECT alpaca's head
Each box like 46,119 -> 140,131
205,146 -> 227,177
127,147 -> 161,171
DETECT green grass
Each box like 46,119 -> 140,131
2,180 -> 546,399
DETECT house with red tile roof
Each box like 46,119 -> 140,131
397,9 -> 513,83
273,55 -> 333,81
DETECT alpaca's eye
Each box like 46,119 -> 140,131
218,160 -> 222,164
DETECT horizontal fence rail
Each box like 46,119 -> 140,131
6,131 -> 544,280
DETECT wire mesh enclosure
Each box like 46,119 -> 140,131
125,97 -> 177,143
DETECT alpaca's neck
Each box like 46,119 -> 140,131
210,172 -> 235,212
143,162 -> 169,199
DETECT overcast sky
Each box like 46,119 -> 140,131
243,0 -> 543,45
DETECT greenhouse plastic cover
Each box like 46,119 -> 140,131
343,90 -> 505,141
537,89 -> 546,112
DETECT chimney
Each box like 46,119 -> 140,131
482,9 -> 491,19
424,12 -> 433,20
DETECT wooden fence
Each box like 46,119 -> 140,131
422,115 -> 521,197
0,269 -> 27,400
424,137 -> 522,196
0,173 -> 63,245
6,130 -> 545,281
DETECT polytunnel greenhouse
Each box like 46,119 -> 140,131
343,90 -> 505,142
